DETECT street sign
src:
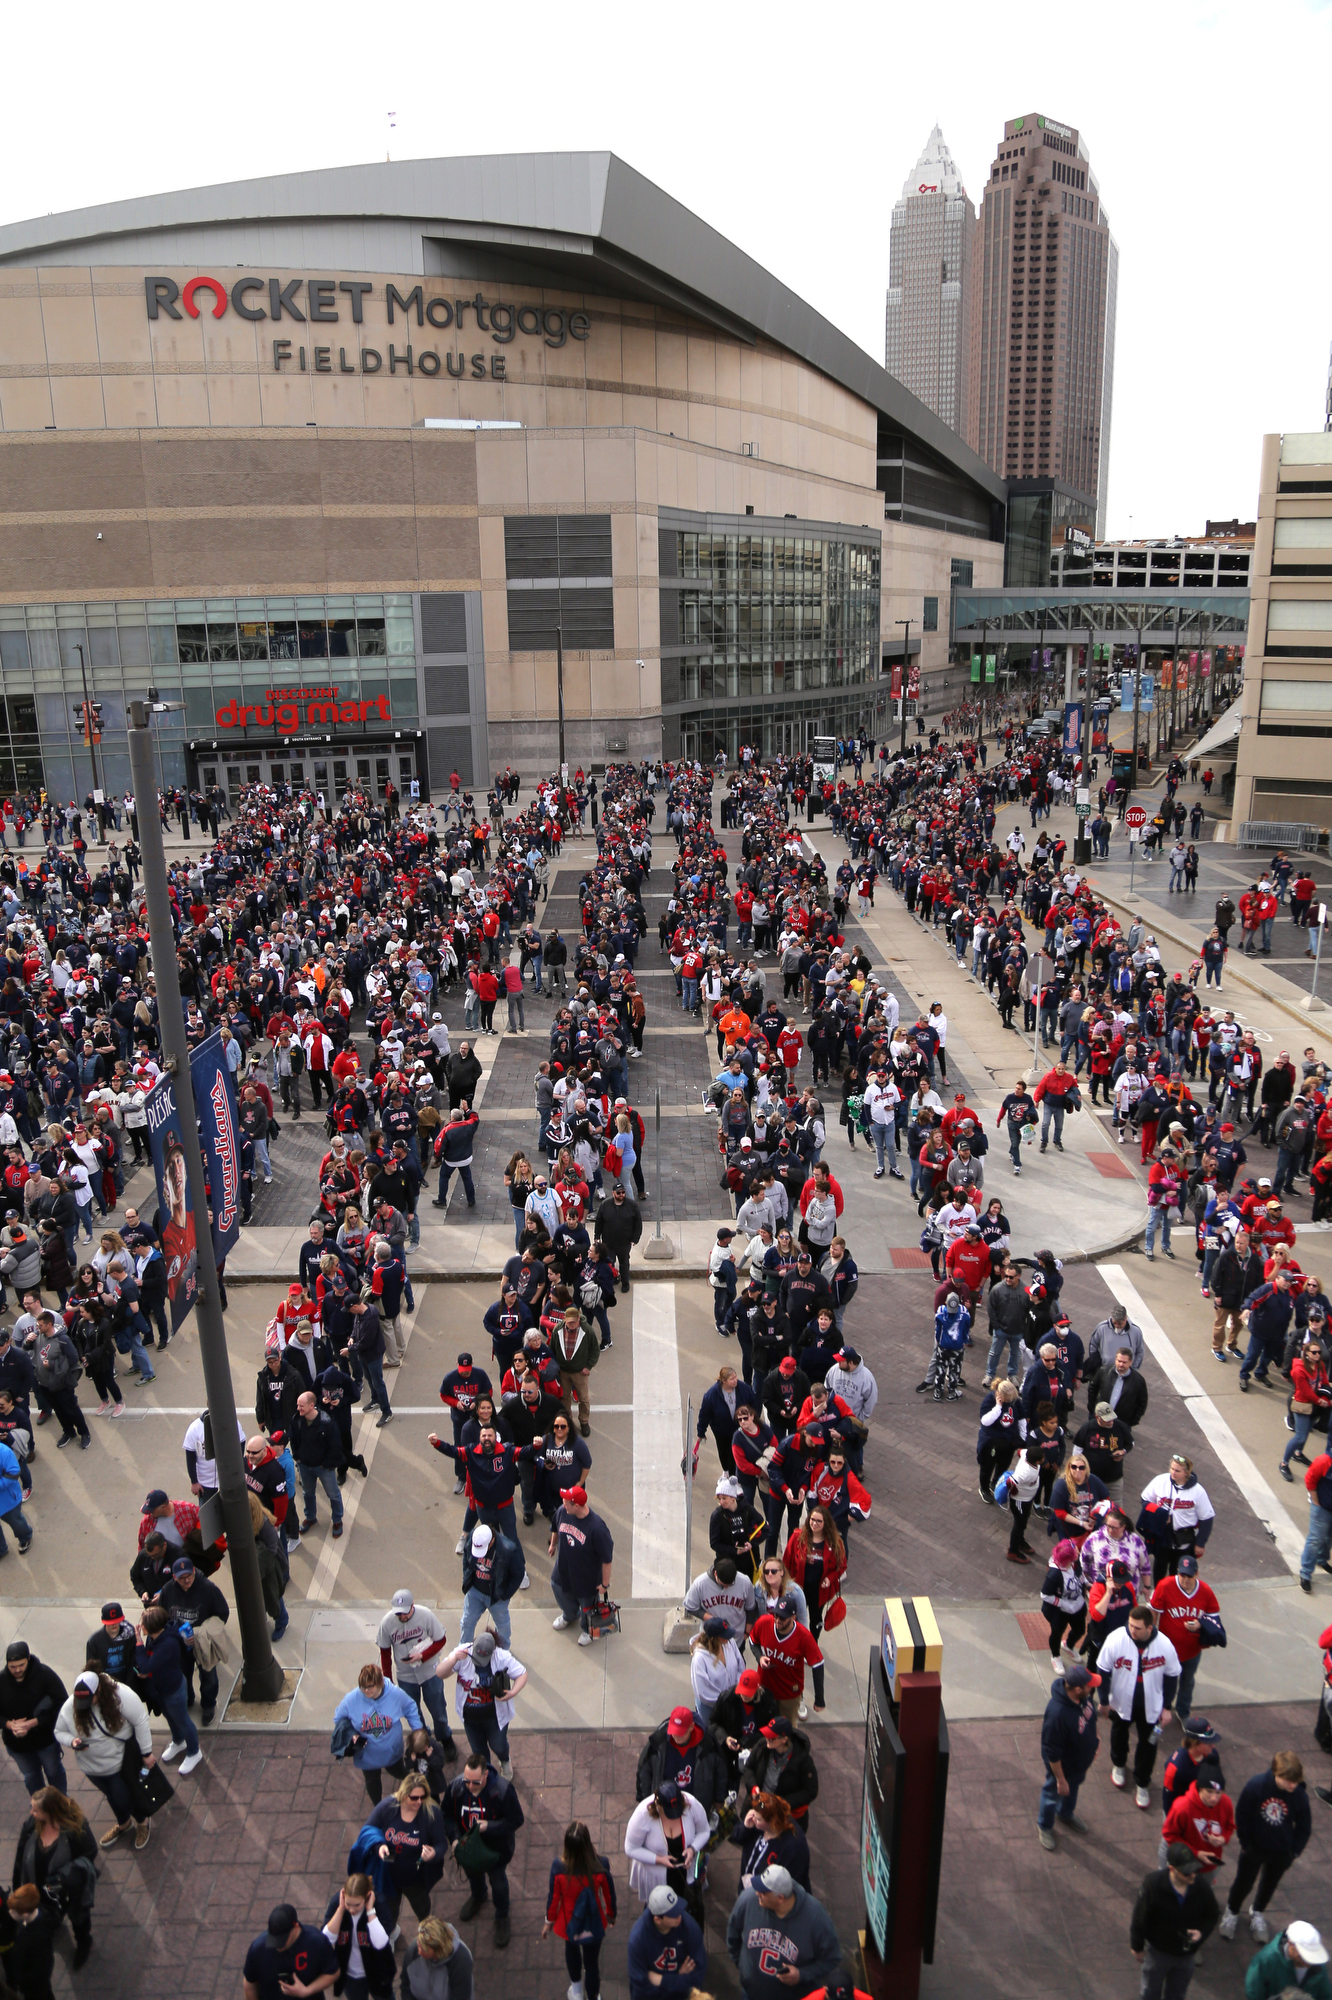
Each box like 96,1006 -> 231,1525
1125,805 -> 1148,830
1074,801 -> 1091,819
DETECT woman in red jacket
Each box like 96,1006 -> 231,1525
1281,1334 -> 1332,1481
782,1508 -> 846,1644
476,967 -> 499,1036
542,1819 -> 616,2000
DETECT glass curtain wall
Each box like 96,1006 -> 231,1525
0,594 -> 420,806
674,529 -> 880,705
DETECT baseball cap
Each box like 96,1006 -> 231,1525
266,1905 -> 299,1945
100,1602 -> 124,1625
73,1671 -> 99,1707
761,1717 -> 794,1741
1286,1923 -> 1328,1966
143,1489 -> 169,1513
1095,1401 -> 1116,1423
471,1525 -> 493,1554
654,1779 -> 683,1810
470,1632 -> 497,1663
667,1705 -> 694,1733
391,1588 -> 415,1612
1164,1843 -> 1202,1877
647,1886 -> 682,1916
701,1615 -> 729,1639
171,1558 -> 195,1578
758,1863 -> 794,1896
778,1357 -> 797,1376
837,1347 -> 861,1364
1175,1554 -> 1198,1577
1063,1664 -> 1100,1689
773,1593 -> 798,1620
1181,1718 -> 1219,1744
736,1669 -> 760,1700
560,1485 -> 588,1507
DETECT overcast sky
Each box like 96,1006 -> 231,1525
4,0 -> 1326,539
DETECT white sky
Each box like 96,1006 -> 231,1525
3,0 -> 1327,539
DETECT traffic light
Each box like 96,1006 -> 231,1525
72,700 -> 103,745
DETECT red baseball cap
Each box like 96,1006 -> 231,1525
778,1357 -> 797,1376
560,1485 -> 588,1507
667,1706 -> 694,1734
736,1669 -> 760,1700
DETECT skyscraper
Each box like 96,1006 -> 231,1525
884,126 -> 976,439
971,113 -> 1118,535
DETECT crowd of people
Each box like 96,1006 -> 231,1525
0,728 -> 1329,2000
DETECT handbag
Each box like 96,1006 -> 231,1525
128,1756 -> 175,1820
822,1589 -> 848,1631
1293,1399 -> 1315,1416
454,1826 -> 502,1874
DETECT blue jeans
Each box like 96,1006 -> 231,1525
1237,1333 -> 1278,1386
1272,1148 -> 1301,1198
76,1202 -> 94,1240
410,1673 -> 454,1743
0,1500 -> 34,1552
299,1461 -> 344,1525
872,1123 -> 897,1173
437,1162 -> 475,1207
985,1329 -> 1022,1381
1144,1205 -> 1172,1255
1038,1766 -> 1083,1830
362,1357 -> 391,1421
1040,1103 -> 1065,1147
1261,917 -> 1274,951
7,1738 -> 66,1794
681,977 -> 699,1012
159,1683 -> 199,1757
1174,1653 -> 1200,1723
463,1706 -> 510,1767
118,1323 -> 156,1380
462,1588 -> 512,1646
1284,1412 -> 1316,1467
1300,1500 -> 1332,1584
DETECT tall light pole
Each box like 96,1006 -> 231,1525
896,619 -> 912,754
555,622 -> 567,776
126,698 -> 284,1704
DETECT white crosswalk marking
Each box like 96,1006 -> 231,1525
632,1283 -> 686,1598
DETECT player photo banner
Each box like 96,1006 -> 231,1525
190,1032 -> 242,1265
145,1076 -> 199,1335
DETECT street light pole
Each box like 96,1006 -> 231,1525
73,642 -> 101,800
1127,610 -> 1145,807
555,623 -> 567,776
896,619 -> 912,754
126,699 -> 284,1704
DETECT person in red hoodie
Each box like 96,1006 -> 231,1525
476,966 -> 499,1036
1160,1775 -> 1235,1876
1150,1555 -> 1220,1722
1299,1448 -> 1332,1594
1032,1059 -> 1079,1154
942,1223 -> 992,1310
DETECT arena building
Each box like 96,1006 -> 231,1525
0,151 -> 1004,801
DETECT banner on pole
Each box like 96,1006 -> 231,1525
145,1078 -> 199,1335
191,1031 -> 242,1265
985,654 -> 996,683
1062,702 -> 1082,754
970,650 -> 981,684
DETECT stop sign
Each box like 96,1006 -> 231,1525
1125,805 -> 1148,829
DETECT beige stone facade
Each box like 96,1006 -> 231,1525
0,237 -> 1002,785
1232,433 -> 1332,831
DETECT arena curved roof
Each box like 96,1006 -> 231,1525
0,151 -> 1004,503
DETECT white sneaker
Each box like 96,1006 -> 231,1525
1218,1910 -> 1238,1940
568,1984 -> 585,2000
552,1613 -> 570,1630
500,1761 -> 513,1781
798,1703 -> 808,1720
577,1630 -> 592,1646
1249,1912 -> 1269,1942
1135,1786 -> 1151,1810
160,1741 -> 184,1763
179,1750 -> 204,1775
519,1574 -> 531,1590
1052,1660 -> 1066,1677
455,1537 -> 465,1556
1110,1764 -> 1126,1789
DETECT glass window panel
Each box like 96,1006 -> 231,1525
182,686 -> 216,728
176,623 -> 208,664
328,618 -> 356,657
298,620 -> 328,660
204,599 -> 236,616
238,620 -> 269,662
58,629 -> 89,671
385,610 -> 415,656
356,618 -> 386,656
266,620 -> 298,661
118,625 -> 150,669
8,695 -> 37,736
0,632 -> 30,674
388,675 -> 418,719
208,623 -> 239,663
